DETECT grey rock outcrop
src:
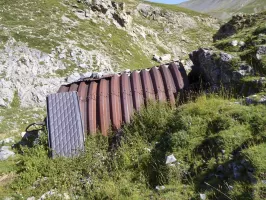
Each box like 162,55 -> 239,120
74,0 -> 132,28
0,146 -> 15,160
189,48 -> 235,85
0,38 -> 66,107
0,38 -> 114,108
189,48 -> 254,85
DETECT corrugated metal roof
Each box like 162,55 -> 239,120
57,62 -> 189,136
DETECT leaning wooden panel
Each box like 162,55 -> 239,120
78,82 -> 89,134
150,67 -> 166,102
110,75 -> 122,130
57,85 -> 69,93
168,63 -> 184,91
121,73 -> 133,123
140,70 -> 155,105
159,65 -> 176,106
131,71 -> 144,111
69,83 -> 79,92
87,81 -> 98,135
98,79 -> 110,136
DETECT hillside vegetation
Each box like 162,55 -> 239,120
1,95 -> 266,199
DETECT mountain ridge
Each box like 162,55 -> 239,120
178,0 -> 266,20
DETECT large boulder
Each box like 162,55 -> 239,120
189,48 -> 253,86
189,48 -> 233,85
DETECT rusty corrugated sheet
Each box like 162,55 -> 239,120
131,71 -> 144,111
57,62 -> 187,136
140,69 -> 155,105
110,75 -> 122,130
168,63 -> 184,92
69,83 -> 79,92
121,73 -> 133,124
150,67 -> 167,102
159,65 -> 176,106
57,85 -> 69,93
77,82 -> 89,133
88,81 -> 97,134
98,79 -> 110,136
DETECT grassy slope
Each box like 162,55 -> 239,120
1,95 -> 266,199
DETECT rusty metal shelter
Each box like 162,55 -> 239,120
46,62 -> 189,157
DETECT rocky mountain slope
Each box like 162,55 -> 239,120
179,0 -> 266,20
1,2 -> 266,200
0,0 -> 218,108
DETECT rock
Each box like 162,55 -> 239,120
217,165 -> 224,172
228,185 -> 234,190
232,70 -> 246,81
66,72 -> 81,83
0,137 -> 15,144
80,72 -> 92,78
200,193 -> 206,200
0,146 -> 15,160
0,79 -> 14,107
39,190 -> 70,200
239,41 -> 245,46
232,163 -> 240,179
155,185 -> 165,191
231,40 -> 238,46
166,154 -> 177,164
27,197 -> 36,200
79,63 -> 88,68
160,54 -> 171,61
144,147 -> 151,152
96,72 -> 103,78
257,45 -> 266,55
258,95 -> 266,103
246,94 -> 266,105
189,48 -> 234,85
0,38 -> 66,107
220,52 -> 233,62
256,53 -> 262,60
240,64 -> 253,73
152,54 -> 160,62
124,69 -> 131,73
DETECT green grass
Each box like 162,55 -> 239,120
0,107 -> 45,140
1,94 -> 266,199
